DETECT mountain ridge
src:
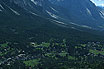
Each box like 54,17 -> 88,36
1,0 -> 104,30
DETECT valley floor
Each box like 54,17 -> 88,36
0,39 -> 104,69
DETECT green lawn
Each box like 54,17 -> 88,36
89,49 -> 104,55
24,59 -> 40,67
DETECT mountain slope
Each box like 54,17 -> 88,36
0,0 -> 104,42
1,0 -> 104,30
49,0 -> 104,29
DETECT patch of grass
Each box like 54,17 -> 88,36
41,42 -> 50,48
80,44 -> 86,47
30,42 -> 50,48
68,56 -> 76,60
89,49 -> 104,55
0,43 -> 8,48
59,51 -> 67,57
55,43 -> 59,46
0,51 -> 8,56
24,59 -> 40,67
75,46 -> 82,49
45,53 -> 55,58
75,46 -> 78,49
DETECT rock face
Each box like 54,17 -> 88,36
49,0 -> 104,28
0,0 -> 104,30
